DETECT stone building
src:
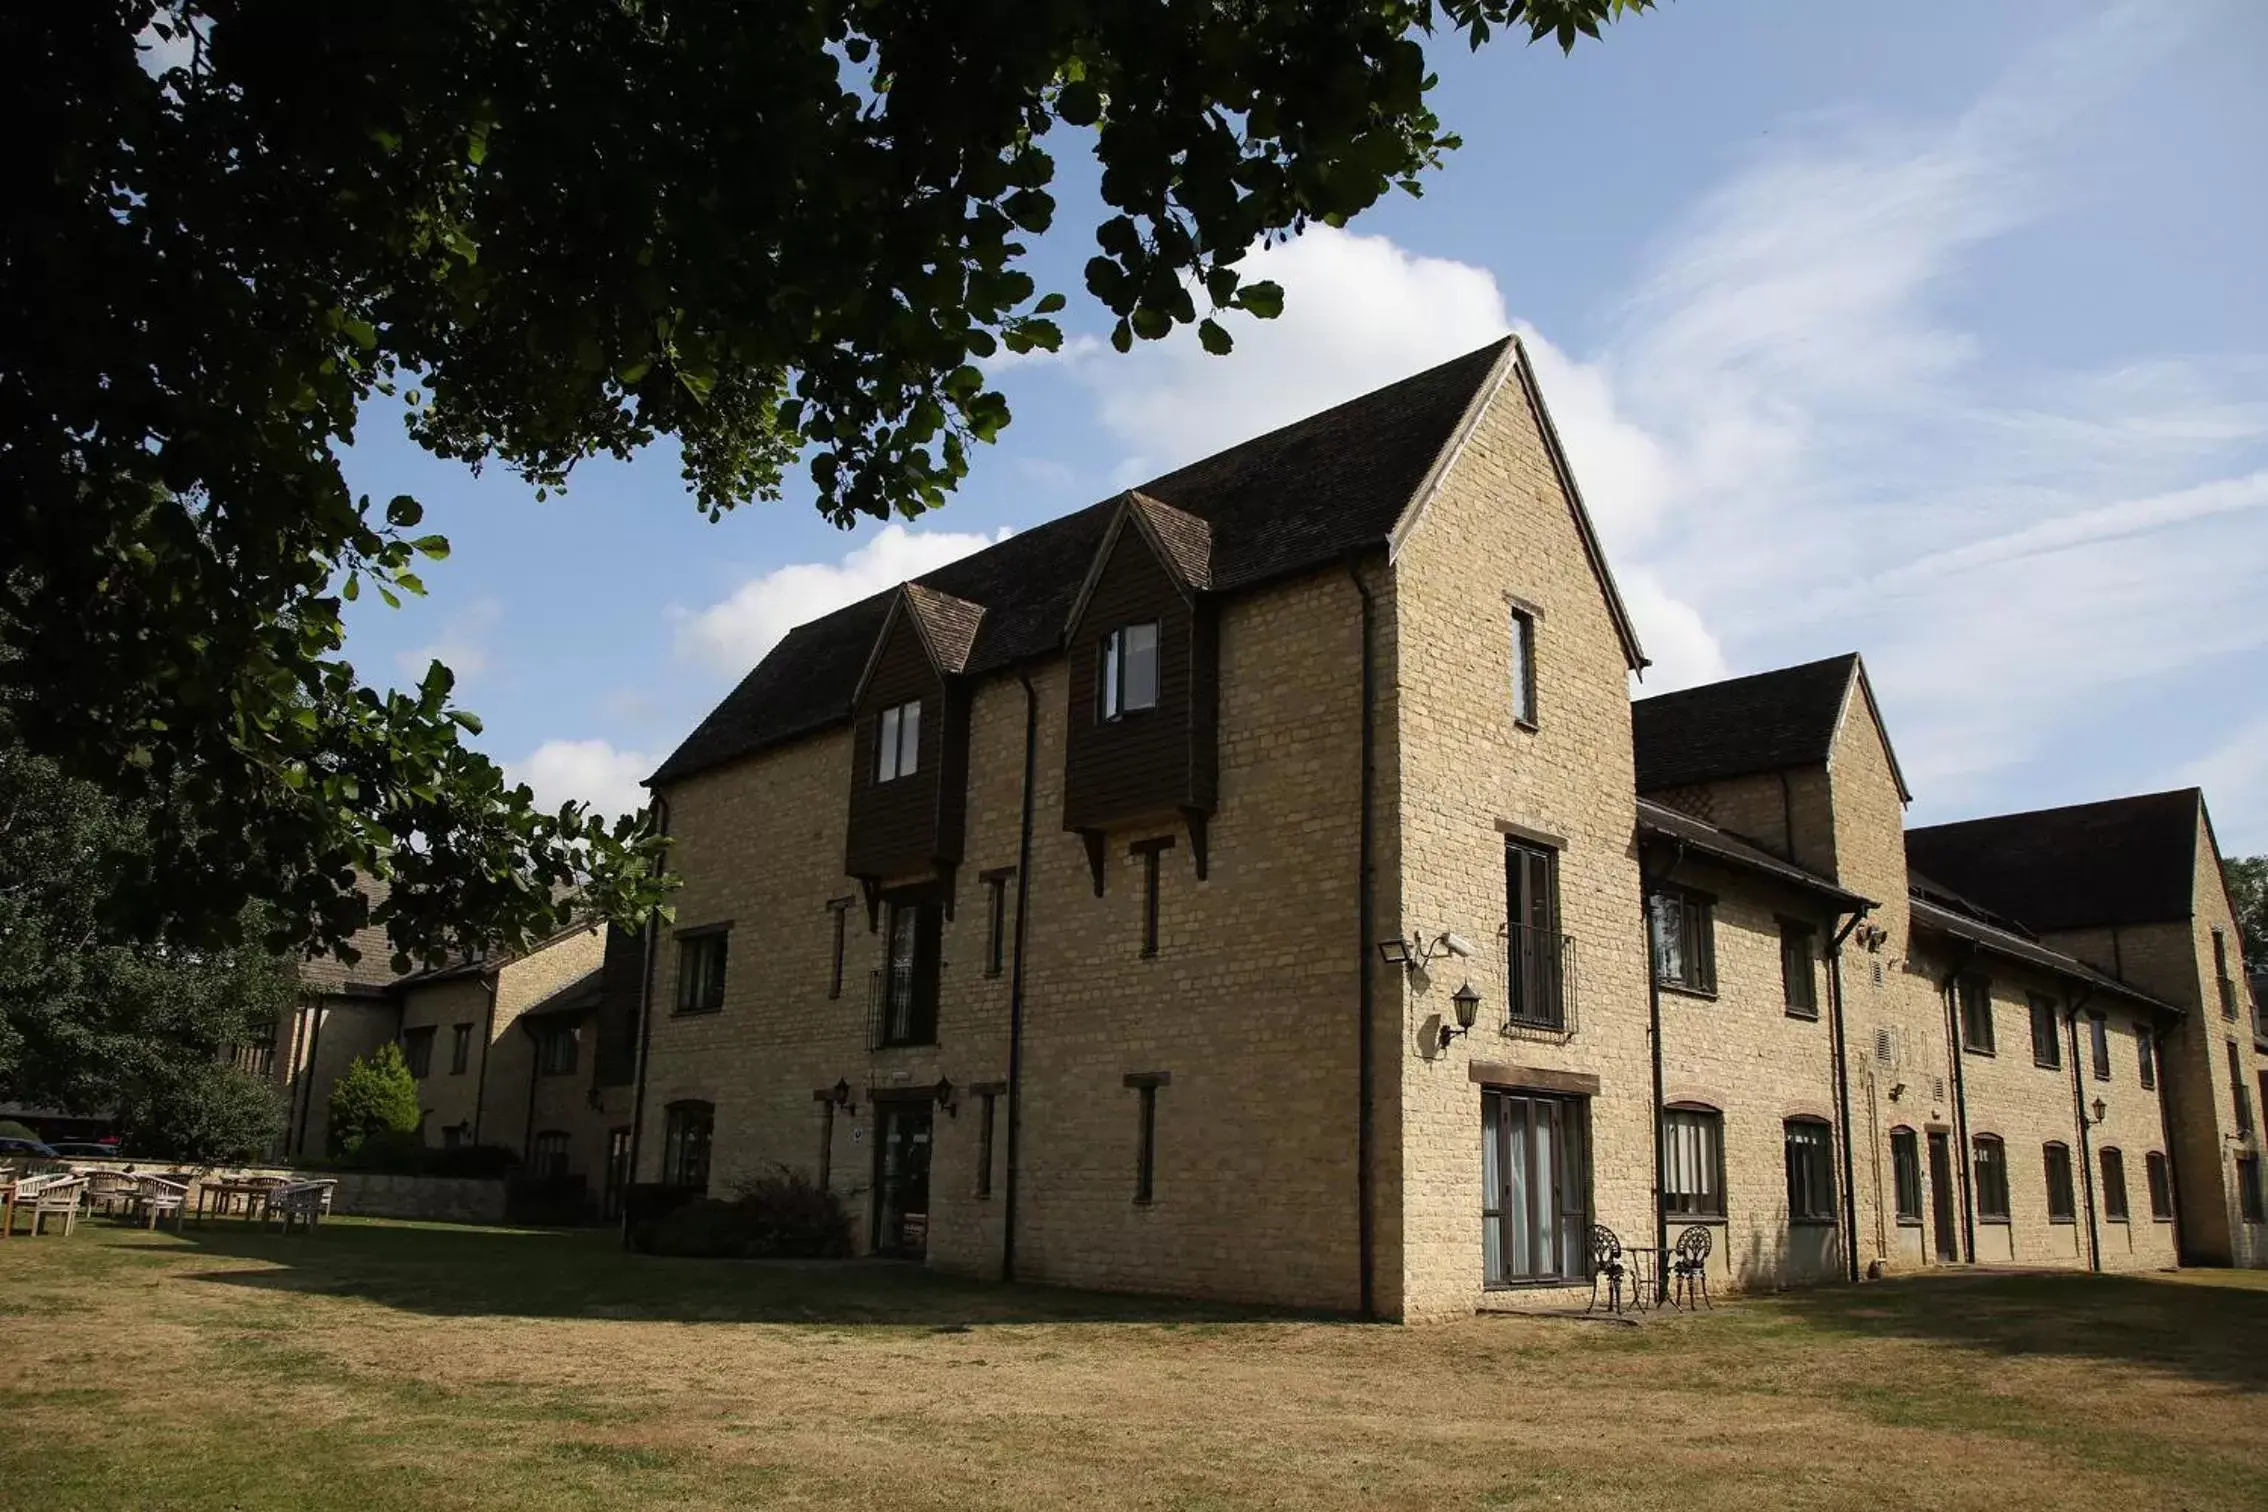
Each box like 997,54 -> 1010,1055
626,338 -> 2259,1317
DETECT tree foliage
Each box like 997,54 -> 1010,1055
5,2 -> 1650,965
2228,855 -> 2266,973
0,743 -> 299,1147
325,1042 -> 423,1157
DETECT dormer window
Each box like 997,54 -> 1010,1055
1099,623 -> 1159,720
875,699 -> 922,782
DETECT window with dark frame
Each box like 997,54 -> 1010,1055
881,897 -> 943,1046
1133,838 -> 1172,958
2100,1147 -> 2129,1222
401,1026 -> 435,1079
676,930 -> 728,1014
2029,995 -> 2061,1069
1505,839 -> 1566,1028
662,1101 -> 714,1191
2145,1150 -> 2174,1221
2214,928 -> 2236,1018
536,1022 -> 578,1076
1661,1105 -> 1725,1218
1099,622 -> 1160,721
974,1090 -> 998,1199
875,698 -> 922,782
1784,1119 -> 1837,1223
982,871 -> 1014,978
2088,1012 -> 2111,1081
1126,1072 -> 1168,1204
1957,975 -> 1995,1054
1508,604 -> 1538,728
2138,1029 -> 2156,1090
2042,1141 -> 2075,1223
450,1022 -> 473,1075
531,1130 -> 570,1179
1648,888 -> 1716,995
2238,1155 -> 2264,1225
1482,1088 -> 1592,1283
827,899 -> 850,1000
1780,920 -> 1818,1018
2230,1037 -> 2255,1137
1890,1128 -> 1923,1224
1972,1134 -> 2010,1222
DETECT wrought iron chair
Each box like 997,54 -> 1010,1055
1587,1224 -> 1629,1314
1670,1224 -> 1714,1311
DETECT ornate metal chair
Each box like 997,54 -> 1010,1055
1587,1224 -> 1629,1314
1670,1224 -> 1714,1310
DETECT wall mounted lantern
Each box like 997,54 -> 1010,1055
824,1078 -> 856,1116
1438,981 -> 1483,1049
933,1077 -> 958,1117
2091,1096 -> 2107,1125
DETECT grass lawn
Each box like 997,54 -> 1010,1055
3,1218 -> 2265,1510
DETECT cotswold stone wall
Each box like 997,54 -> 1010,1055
54,1162 -> 508,1225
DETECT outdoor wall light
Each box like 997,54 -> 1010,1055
2091,1097 -> 2107,1125
1438,982 -> 1483,1049
1376,938 -> 1412,967
1380,932 -> 1477,973
933,1077 -> 958,1117
825,1078 -> 856,1115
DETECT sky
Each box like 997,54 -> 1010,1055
333,0 -> 2268,854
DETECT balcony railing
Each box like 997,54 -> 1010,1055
866,968 -> 938,1051
1504,924 -> 1578,1036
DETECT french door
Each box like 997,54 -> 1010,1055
1482,1089 -> 1591,1284
873,1103 -> 934,1259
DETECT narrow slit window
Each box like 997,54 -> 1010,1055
1508,605 -> 1537,727
2100,1147 -> 2129,1222
983,871 -> 1014,978
827,899 -> 850,1001
1125,1072 -> 1169,1204
2088,1013 -> 2111,1081
974,1090 -> 997,1199
1132,838 -> 1172,958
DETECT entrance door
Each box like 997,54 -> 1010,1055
1482,1089 -> 1590,1284
874,1104 -> 934,1259
1926,1130 -> 1960,1263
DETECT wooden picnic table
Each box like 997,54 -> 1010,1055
194,1175 -> 287,1225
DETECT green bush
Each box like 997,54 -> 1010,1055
645,1167 -> 853,1259
117,1063 -> 284,1165
326,1042 -> 421,1156
0,1119 -> 40,1142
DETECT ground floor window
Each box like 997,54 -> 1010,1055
2100,1148 -> 2129,1222
1890,1128 -> 1922,1224
662,1101 -> 714,1191
531,1130 -> 570,1179
2042,1142 -> 2075,1222
2145,1151 -> 2173,1221
1784,1118 -> 1836,1223
1972,1135 -> 2009,1222
1481,1089 -> 1590,1285
1660,1105 -> 1724,1218
2237,1155 -> 2263,1224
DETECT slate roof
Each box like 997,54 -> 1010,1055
1904,790 -> 2203,932
653,336 -> 1642,786
901,584 -> 986,675
1636,798 -> 1873,909
515,966 -> 605,1023
1632,655 -> 1863,794
1128,492 -> 1214,593
1907,896 -> 2181,1018
296,875 -> 418,995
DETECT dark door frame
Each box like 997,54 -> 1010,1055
1926,1127 -> 1959,1264
870,1093 -> 936,1259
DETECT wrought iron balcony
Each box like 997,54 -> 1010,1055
1503,923 -> 1578,1036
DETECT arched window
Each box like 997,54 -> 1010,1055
1972,1134 -> 2009,1222
2099,1147 -> 2129,1222
1784,1118 -> 1836,1223
1661,1104 -> 1725,1218
2041,1142 -> 2074,1223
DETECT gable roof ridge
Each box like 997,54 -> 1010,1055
900,581 -> 986,674
1828,653 -> 1914,804
1127,490 -> 1214,591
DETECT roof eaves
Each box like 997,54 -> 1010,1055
1637,799 -> 1874,910
1909,897 -> 2181,1018
1837,655 -> 1914,804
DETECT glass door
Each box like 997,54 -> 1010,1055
873,1103 -> 934,1259
1482,1090 -> 1590,1284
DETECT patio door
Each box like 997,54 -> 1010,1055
1482,1089 -> 1590,1284
1927,1130 -> 1960,1263
873,1103 -> 933,1259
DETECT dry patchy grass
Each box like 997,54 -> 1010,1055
2,1218 -> 2264,1510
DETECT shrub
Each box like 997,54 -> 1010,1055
339,1127 -> 428,1171
622,1183 -> 704,1252
326,1043 -> 420,1156
116,1062 -> 284,1165
0,1119 -> 40,1142
426,1143 -> 519,1179
641,1167 -> 853,1259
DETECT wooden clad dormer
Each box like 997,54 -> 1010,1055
1062,491 -> 1219,889
845,583 -> 984,911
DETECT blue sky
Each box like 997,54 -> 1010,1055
335,0 -> 2268,853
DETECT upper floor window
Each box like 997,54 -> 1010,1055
1957,975 -> 1995,1054
1507,604 -> 1537,728
1784,1118 -> 1836,1223
1505,839 -> 1567,1029
880,897 -> 942,1046
2230,1037 -> 2255,1137
2088,1012 -> 2111,1082
982,871 -> 1014,978
676,929 -> 728,1014
2042,1141 -> 2075,1222
1779,920 -> 1818,1018
2029,994 -> 2061,1069
401,1026 -> 436,1080
536,1022 -> 578,1076
1661,1105 -> 1725,1218
1648,888 -> 1716,996
450,1022 -> 473,1075
2213,928 -> 2236,1019
2137,1029 -> 2156,1090
1099,622 -> 1159,720
876,699 -> 922,782
1972,1134 -> 2009,1221
662,1100 -> 714,1191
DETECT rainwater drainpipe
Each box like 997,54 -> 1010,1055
2066,988 -> 2102,1273
1827,907 -> 1868,1282
1639,836 -> 1687,1299
291,997 -> 324,1156
1000,668 -> 1039,1283
2151,1024 -> 2186,1262
1346,556 -> 1377,1321
1938,953 -> 1979,1264
469,969 -> 501,1147
623,793 -> 672,1236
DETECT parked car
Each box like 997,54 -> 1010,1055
0,1136 -> 59,1158
48,1142 -> 124,1160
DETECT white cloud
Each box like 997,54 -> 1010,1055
2181,714 -> 2268,856
509,739 -> 655,822
675,522 -> 1014,675
395,598 -> 502,686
